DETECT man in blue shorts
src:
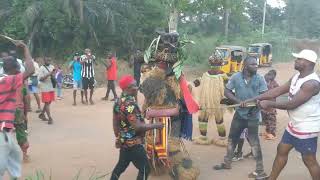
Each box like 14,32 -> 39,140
28,59 -> 41,112
255,49 -> 320,180
69,53 -> 84,105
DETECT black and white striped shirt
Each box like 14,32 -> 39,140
80,55 -> 96,78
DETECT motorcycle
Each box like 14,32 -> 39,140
62,73 -> 73,89
62,73 -> 98,89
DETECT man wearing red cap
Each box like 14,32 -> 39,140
111,75 -> 164,180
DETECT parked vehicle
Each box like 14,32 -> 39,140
248,43 -> 272,66
214,45 -> 246,75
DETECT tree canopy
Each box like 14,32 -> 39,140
0,0 -> 319,61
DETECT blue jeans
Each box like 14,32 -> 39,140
56,87 -> 62,97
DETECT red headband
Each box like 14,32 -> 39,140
119,75 -> 135,90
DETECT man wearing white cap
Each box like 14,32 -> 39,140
248,49 -> 320,179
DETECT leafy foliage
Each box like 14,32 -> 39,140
0,0 -> 319,63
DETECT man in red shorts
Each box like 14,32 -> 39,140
38,58 -> 56,124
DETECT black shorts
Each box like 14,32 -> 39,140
82,77 -> 95,90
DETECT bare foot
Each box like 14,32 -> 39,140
23,155 -> 30,163
72,102 -> 77,106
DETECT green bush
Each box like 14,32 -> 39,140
184,34 -> 224,66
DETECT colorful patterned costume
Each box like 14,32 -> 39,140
113,93 -> 145,147
141,32 -> 200,179
15,86 -> 29,162
193,55 -> 229,146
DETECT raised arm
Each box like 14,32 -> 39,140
16,42 -> 35,80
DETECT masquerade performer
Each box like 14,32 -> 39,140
193,52 -> 228,146
140,31 -> 200,180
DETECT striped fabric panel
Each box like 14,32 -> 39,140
81,56 -> 95,78
0,74 -> 23,128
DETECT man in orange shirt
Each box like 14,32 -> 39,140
102,52 -> 118,101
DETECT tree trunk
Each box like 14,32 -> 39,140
79,0 -> 84,24
168,8 -> 178,33
224,8 -> 230,38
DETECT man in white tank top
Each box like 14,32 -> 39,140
252,49 -> 320,180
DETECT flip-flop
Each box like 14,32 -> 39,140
213,163 -> 231,170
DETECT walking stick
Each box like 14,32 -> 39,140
0,34 -> 22,46
199,102 -> 257,110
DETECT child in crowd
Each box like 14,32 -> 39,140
261,69 -> 279,140
55,65 -> 63,100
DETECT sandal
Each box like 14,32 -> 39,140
213,163 -> 231,170
48,118 -> 53,125
90,100 -> 94,105
38,114 -> 48,121
244,151 -> 253,159
248,171 -> 269,179
101,97 -> 108,101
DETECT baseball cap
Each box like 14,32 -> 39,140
292,49 -> 318,63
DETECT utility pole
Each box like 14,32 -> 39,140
262,0 -> 267,38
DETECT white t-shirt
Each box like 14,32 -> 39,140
38,64 -> 55,92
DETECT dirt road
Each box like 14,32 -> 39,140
21,62 -> 314,180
